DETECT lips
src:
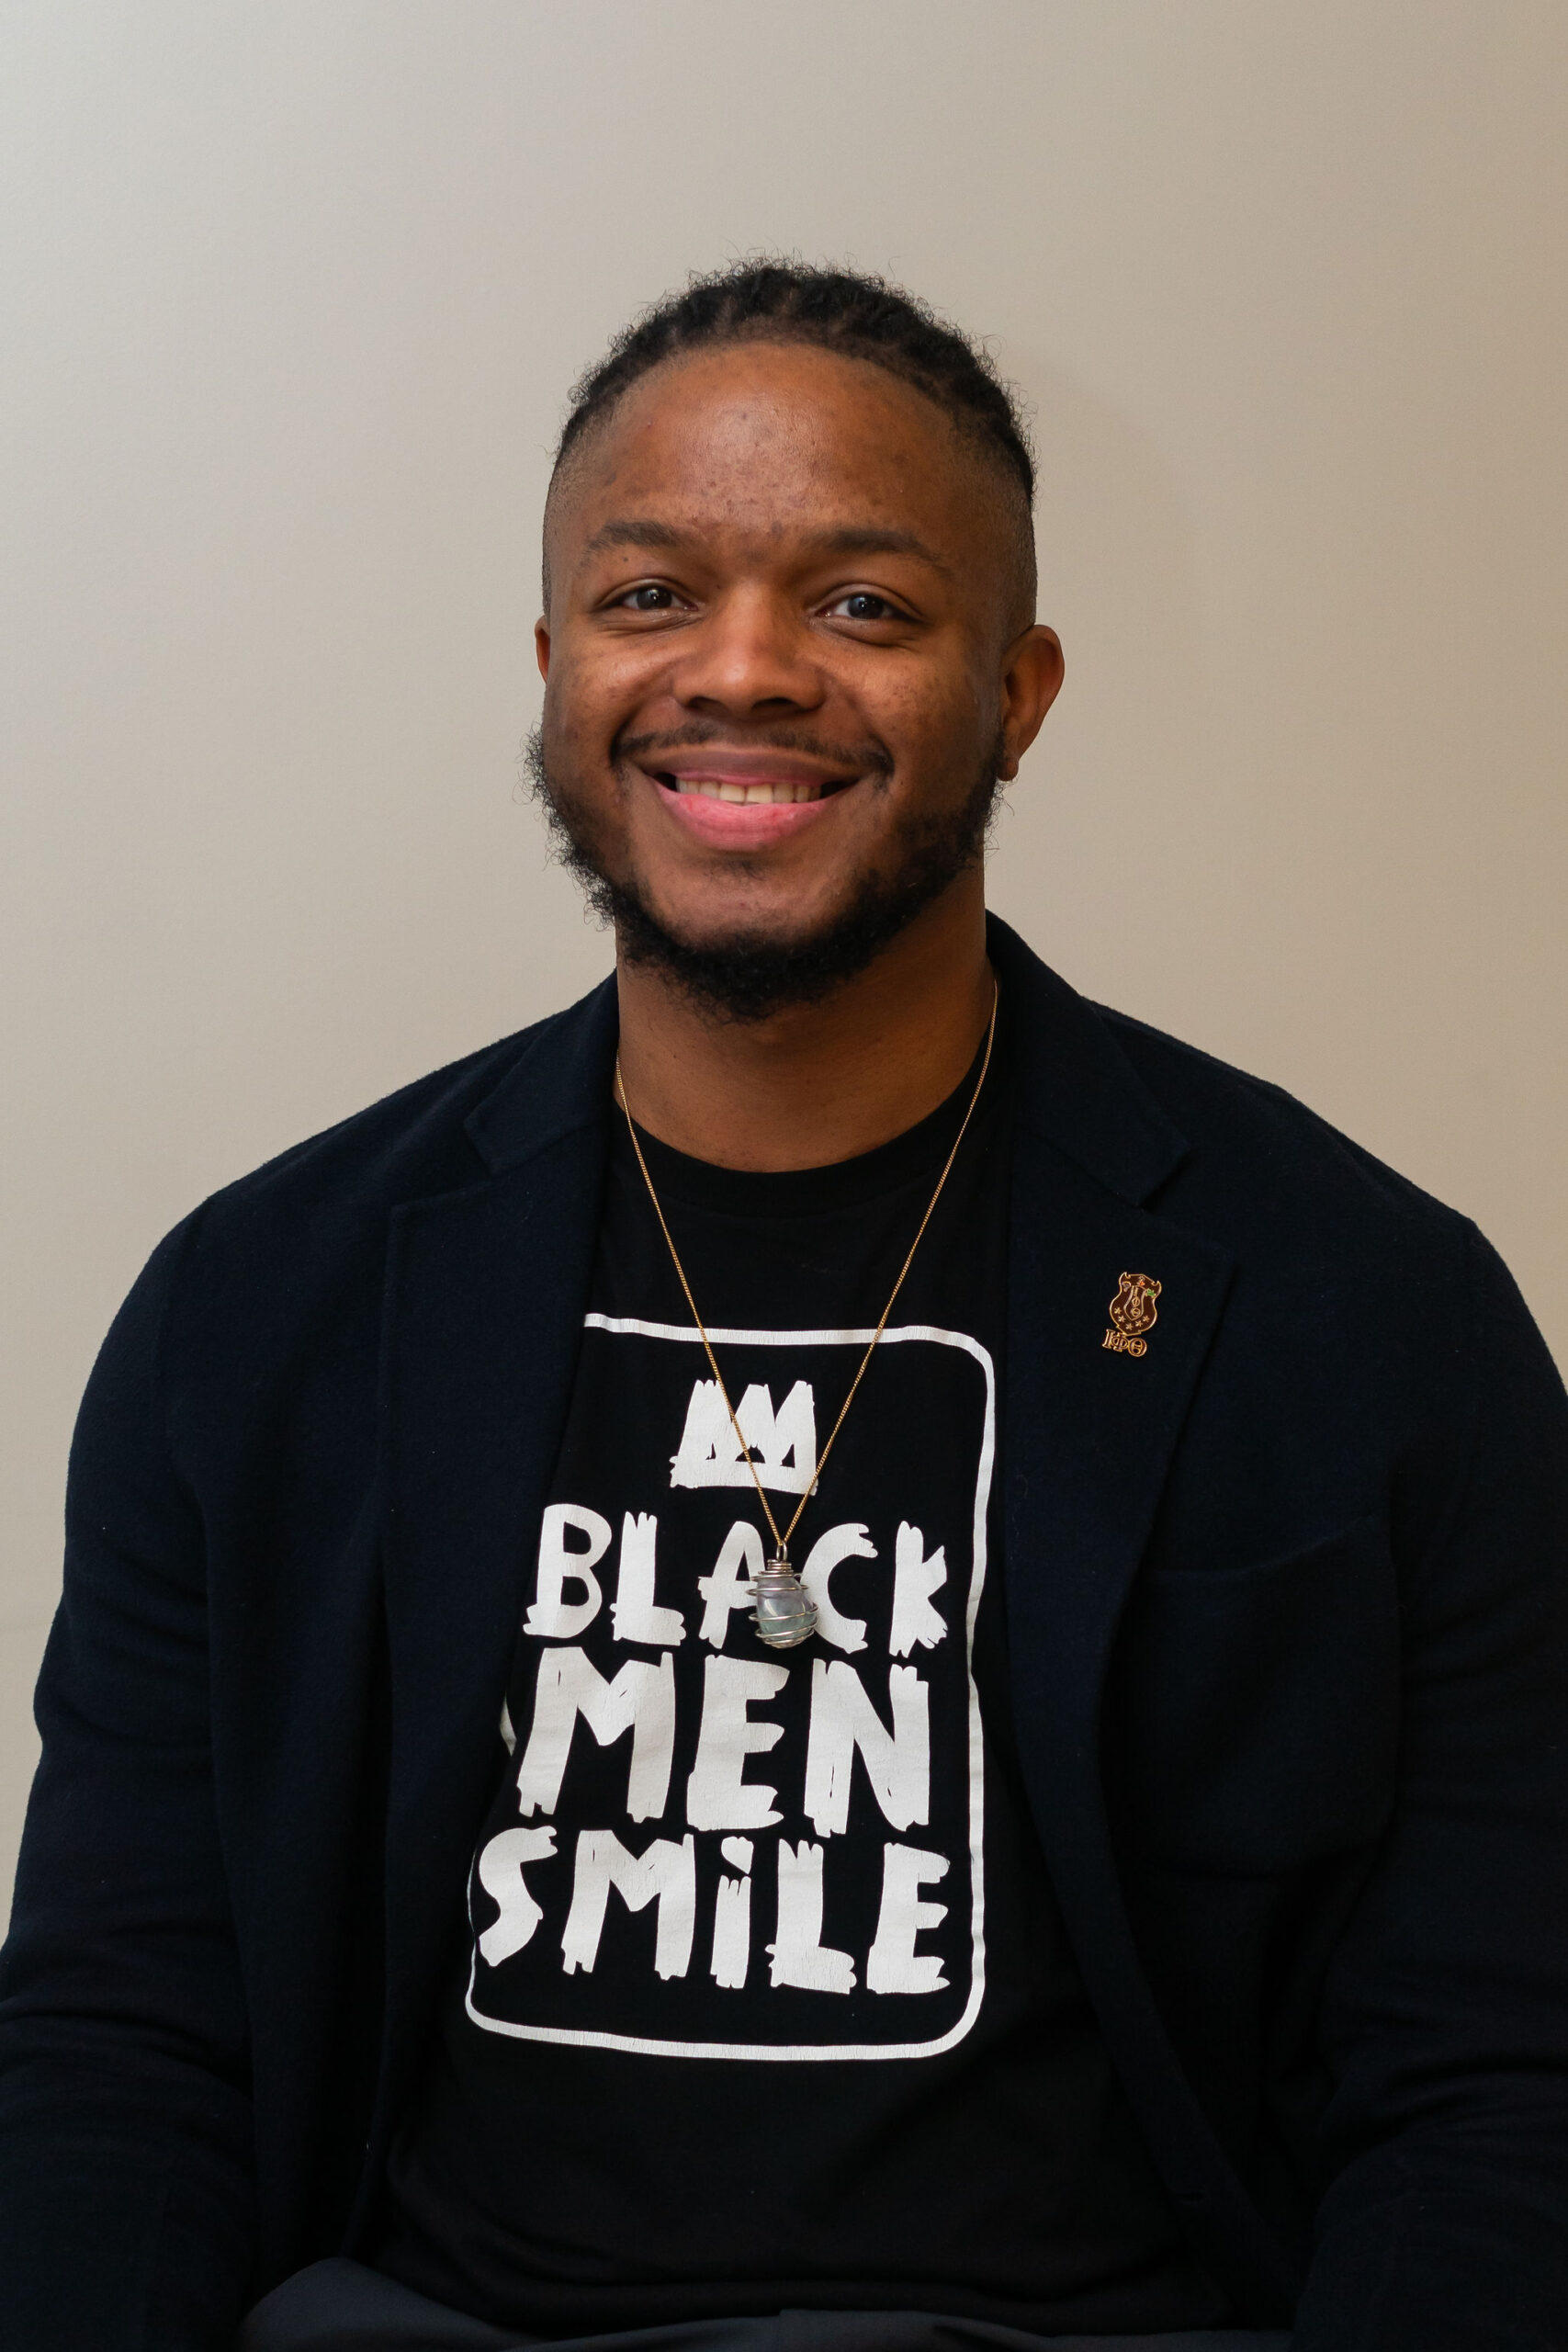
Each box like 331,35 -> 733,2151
644,765 -> 845,846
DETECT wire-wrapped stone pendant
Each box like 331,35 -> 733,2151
750,1548 -> 818,1648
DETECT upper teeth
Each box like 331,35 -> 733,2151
674,779 -> 824,804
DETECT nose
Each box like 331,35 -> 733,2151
667,585 -> 824,721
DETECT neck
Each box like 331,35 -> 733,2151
613,875 -> 994,1171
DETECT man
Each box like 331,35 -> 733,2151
2,262 -> 1565,2352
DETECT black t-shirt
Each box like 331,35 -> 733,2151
377,1015 -> 1224,2338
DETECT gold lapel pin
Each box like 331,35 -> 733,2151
1103,1272 -> 1161,1358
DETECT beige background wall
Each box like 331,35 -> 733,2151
3,0 -> 1564,1906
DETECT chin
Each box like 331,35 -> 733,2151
647,897 -> 838,958
612,876 -> 944,1024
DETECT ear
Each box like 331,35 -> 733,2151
997,625 -> 1064,779
535,618 -> 551,681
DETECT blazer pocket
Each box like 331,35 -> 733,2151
1107,1515 -> 1399,1872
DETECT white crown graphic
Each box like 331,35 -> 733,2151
669,1377 -> 818,1494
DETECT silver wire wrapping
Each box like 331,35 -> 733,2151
749,1551 -> 819,1648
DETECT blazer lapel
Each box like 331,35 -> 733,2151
370,981 -> 617,2153
994,922 -> 1298,2317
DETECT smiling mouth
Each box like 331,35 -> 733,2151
656,773 -> 852,807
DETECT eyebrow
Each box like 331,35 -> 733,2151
796,526 -> 953,576
580,517 -> 689,560
578,516 -> 954,578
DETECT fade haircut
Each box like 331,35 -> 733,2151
544,259 -> 1037,625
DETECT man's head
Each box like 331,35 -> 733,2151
531,262 -> 1064,1022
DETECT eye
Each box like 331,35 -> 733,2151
824,590 -> 908,623
606,585 -> 686,620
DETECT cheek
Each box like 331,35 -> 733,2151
875,667 -> 990,782
543,642 -> 649,748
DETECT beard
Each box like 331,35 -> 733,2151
525,724 -> 1004,1024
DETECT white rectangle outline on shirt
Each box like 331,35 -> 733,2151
465,1317 -> 992,2063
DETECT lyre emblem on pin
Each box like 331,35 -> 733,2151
1103,1272 -> 1161,1358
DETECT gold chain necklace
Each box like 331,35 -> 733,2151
614,978 -> 999,1650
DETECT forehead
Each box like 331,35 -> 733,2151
550,341 -> 998,561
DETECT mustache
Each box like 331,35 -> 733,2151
613,723 -> 895,778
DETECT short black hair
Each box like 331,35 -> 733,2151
554,258 -> 1035,508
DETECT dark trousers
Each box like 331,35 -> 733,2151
238,2258 -> 1292,2352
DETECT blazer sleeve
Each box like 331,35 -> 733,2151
0,1220 -> 255,2352
1293,1227 -> 1568,2350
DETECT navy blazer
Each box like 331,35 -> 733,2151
4,918 -> 1567,2351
